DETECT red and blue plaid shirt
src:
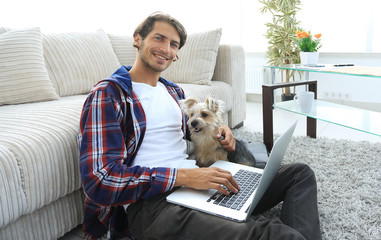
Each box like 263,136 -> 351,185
78,66 -> 189,239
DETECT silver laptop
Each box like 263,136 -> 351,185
166,121 -> 297,222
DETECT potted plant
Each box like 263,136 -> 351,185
296,30 -> 322,65
259,0 -> 301,100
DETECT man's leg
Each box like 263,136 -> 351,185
252,163 -> 322,240
127,189 -> 306,240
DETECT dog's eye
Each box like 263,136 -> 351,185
190,113 -> 194,117
202,113 -> 208,118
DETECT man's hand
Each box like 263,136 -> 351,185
216,124 -> 236,152
174,167 -> 240,195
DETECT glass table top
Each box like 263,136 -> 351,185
264,64 -> 381,79
274,100 -> 381,137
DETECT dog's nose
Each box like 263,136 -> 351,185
191,120 -> 198,128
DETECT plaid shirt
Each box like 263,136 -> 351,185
78,66 -> 188,239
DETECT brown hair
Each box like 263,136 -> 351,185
133,12 -> 187,49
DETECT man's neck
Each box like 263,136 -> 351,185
129,62 -> 161,87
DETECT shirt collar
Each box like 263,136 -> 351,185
106,65 -> 178,94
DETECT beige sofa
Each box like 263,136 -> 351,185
0,27 -> 246,239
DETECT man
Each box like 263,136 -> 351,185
78,13 -> 321,240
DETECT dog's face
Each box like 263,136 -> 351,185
181,97 -> 225,135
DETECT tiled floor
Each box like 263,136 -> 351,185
59,100 -> 381,239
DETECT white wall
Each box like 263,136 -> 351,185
2,0 -> 380,53
2,0 -> 380,109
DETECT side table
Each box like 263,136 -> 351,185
262,80 -> 317,151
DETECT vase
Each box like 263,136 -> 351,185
300,52 -> 319,65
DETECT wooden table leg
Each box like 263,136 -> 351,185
262,85 -> 274,152
307,117 -> 317,138
307,82 -> 317,138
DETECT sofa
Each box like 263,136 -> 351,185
0,26 -> 246,239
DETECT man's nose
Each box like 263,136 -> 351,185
159,41 -> 171,53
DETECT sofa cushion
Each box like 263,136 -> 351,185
107,33 -> 136,66
0,145 -> 27,228
178,81 -> 233,112
0,27 -> 59,106
162,28 -> 222,85
0,27 -> 11,34
109,28 -> 222,86
43,31 -> 120,97
0,95 -> 86,218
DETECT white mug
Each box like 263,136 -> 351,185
294,91 -> 314,113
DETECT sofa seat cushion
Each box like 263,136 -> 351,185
178,81 -> 233,112
0,95 -> 86,226
0,145 -> 27,228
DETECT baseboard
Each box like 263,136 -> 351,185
246,93 -> 262,102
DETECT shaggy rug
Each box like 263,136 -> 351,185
233,129 -> 381,240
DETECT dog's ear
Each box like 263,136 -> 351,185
205,97 -> 225,115
180,98 -> 198,112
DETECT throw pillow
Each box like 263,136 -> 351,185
161,28 -> 222,85
0,27 -> 11,34
0,27 -> 59,106
43,30 -> 121,97
107,33 -> 136,66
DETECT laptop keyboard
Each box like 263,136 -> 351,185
207,169 -> 262,211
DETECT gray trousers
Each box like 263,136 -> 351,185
127,163 -> 322,240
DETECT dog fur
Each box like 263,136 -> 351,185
181,97 -> 256,168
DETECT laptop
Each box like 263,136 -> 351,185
166,121 -> 297,222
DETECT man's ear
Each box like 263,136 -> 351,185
133,33 -> 142,49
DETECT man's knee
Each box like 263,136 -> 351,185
286,163 -> 316,179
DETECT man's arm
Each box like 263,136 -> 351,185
78,85 -> 177,205
173,124 -> 240,195
174,167 -> 240,195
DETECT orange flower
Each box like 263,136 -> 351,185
296,29 -> 322,52
296,30 -> 310,39
296,30 -> 309,39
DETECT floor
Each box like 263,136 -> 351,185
58,100 -> 381,240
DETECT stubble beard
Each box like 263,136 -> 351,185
138,42 -> 173,74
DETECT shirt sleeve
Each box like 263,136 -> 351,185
78,86 -> 177,206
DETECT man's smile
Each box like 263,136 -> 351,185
153,52 -> 170,62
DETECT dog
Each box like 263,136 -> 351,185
181,97 -> 256,168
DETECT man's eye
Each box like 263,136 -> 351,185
202,113 -> 208,118
171,42 -> 179,48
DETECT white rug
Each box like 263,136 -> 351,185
233,130 -> 381,240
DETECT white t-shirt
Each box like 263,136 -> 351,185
131,81 -> 198,169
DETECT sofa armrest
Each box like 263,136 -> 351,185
212,44 -> 246,128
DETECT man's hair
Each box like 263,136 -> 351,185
133,12 -> 187,50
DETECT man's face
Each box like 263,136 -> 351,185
134,21 -> 181,73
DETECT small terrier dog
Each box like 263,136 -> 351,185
181,97 -> 256,167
